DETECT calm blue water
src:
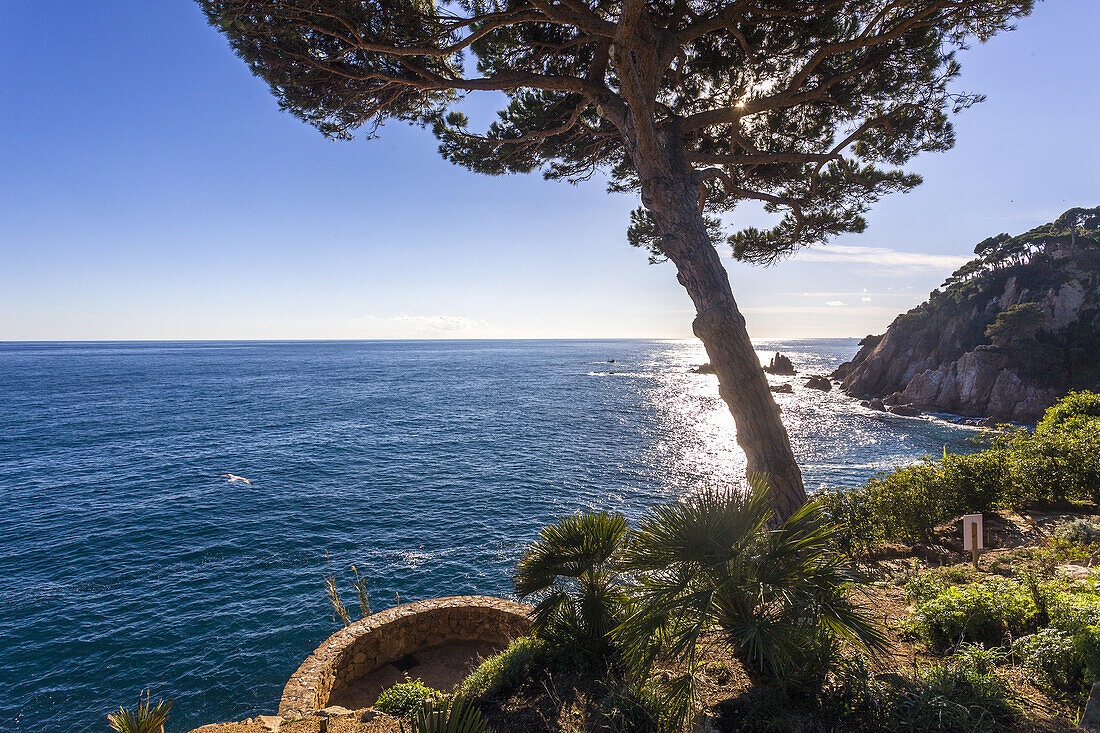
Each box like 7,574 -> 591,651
0,339 -> 977,732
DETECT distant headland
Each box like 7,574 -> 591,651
834,207 -> 1100,422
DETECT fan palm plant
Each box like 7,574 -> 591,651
514,509 -> 629,662
106,691 -> 172,733
617,478 -> 888,729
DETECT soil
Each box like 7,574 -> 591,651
330,640 -> 501,710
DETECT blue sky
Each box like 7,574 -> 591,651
1,1 -> 1098,340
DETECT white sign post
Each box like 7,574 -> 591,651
963,513 -> 984,568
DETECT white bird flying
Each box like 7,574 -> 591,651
219,473 -> 253,485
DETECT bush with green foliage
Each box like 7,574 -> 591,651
1011,583 -> 1100,703
399,695 -> 488,733
617,481 -> 887,730
1055,517 -> 1100,544
1013,628 -> 1097,700
995,420 -> 1100,507
820,450 -> 1007,551
1037,390 -> 1100,432
821,392 -> 1100,552
907,577 -> 1038,651
887,663 -> 1016,733
459,637 -> 557,699
951,642 -> 1008,676
376,678 -> 445,717
730,657 -> 1016,733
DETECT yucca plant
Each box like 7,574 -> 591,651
107,690 -> 172,733
400,695 -> 489,733
515,509 -> 629,662
617,478 -> 888,730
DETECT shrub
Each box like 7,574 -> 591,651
618,481 -> 888,731
1014,628 -> 1081,695
459,637 -> 556,699
1037,390 -> 1100,434
907,578 -> 1037,651
890,664 -> 1016,733
1056,517 -> 1100,544
376,679 -> 445,717
820,451 -> 1006,552
745,658 -> 1017,733
823,392 -> 1100,551
817,656 -> 894,728
1013,592 -> 1100,703
904,572 -> 949,604
997,425 -> 1100,506
951,642 -> 1007,676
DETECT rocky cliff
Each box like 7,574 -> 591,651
833,207 -> 1100,422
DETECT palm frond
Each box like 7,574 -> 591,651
514,509 -> 629,661
400,695 -> 488,733
515,510 -> 627,595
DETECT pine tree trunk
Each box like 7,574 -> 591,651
636,132 -> 808,520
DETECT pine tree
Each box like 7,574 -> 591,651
200,0 -> 1034,518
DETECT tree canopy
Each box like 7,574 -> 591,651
942,205 -> 1100,291
202,0 -> 1032,263
985,301 -> 1043,346
201,0 -> 1036,519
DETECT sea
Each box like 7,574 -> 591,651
0,339 -> 981,732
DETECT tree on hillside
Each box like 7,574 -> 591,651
1016,205 -> 1100,253
946,205 -> 1100,291
200,0 -> 1033,519
985,301 -> 1043,346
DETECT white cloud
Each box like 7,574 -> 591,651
744,305 -> 898,314
354,313 -> 491,337
825,300 -> 846,307
798,244 -> 969,271
391,314 -> 488,332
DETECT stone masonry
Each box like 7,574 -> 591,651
277,596 -> 532,718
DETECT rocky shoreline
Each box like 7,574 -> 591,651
831,211 -> 1099,423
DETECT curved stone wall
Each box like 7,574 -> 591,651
278,595 -> 532,717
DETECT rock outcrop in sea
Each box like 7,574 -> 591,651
764,352 -> 796,375
833,207 -> 1100,422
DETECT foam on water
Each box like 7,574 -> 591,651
0,339 -> 977,731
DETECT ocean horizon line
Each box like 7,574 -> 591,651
0,335 -> 864,345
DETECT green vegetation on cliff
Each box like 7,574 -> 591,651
836,207 -> 1100,421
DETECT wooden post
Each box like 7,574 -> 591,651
971,521 -> 980,569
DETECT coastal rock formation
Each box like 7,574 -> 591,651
764,352 -> 796,375
690,363 -> 716,374
833,208 -> 1100,422
805,375 -> 832,391
771,383 -> 793,393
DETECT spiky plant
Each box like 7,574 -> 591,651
325,573 -> 352,627
514,510 -> 629,662
400,695 -> 488,733
617,478 -> 888,730
107,690 -> 172,733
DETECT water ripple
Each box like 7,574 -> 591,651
0,339 -> 976,732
